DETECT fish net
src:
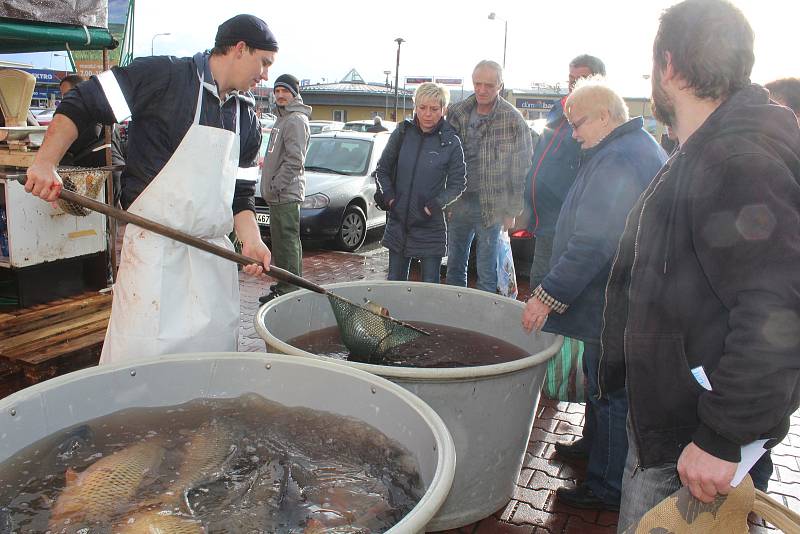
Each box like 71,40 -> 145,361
57,167 -> 108,216
326,294 -> 426,359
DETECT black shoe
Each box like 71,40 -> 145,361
554,438 -> 590,460
258,290 -> 283,304
556,484 -> 619,511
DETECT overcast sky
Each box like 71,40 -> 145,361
11,0 -> 799,97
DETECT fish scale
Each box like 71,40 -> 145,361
48,438 -> 166,529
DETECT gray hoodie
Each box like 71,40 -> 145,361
261,95 -> 312,203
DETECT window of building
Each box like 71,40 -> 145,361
333,109 -> 347,122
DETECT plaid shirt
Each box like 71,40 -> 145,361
447,94 -> 533,226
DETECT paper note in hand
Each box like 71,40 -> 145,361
690,366 -> 769,488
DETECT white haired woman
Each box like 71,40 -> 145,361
375,82 -> 467,282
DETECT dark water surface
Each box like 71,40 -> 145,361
288,322 -> 530,368
0,394 -> 423,533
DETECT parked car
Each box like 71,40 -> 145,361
309,120 -> 344,135
254,130 -> 391,251
342,119 -> 397,133
29,108 -> 55,126
259,113 -> 277,131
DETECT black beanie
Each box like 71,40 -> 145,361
274,74 -> 300,97
215,14 -> 278,52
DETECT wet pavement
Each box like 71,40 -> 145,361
237,236 -> 799,533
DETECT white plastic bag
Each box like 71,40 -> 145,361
496,231 -> 518,298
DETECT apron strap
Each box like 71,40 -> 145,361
193,69 -> 205,126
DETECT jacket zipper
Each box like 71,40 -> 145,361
597,169 -> 669,470
402,133 -> 426,256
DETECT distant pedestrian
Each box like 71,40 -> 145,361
366,115 -> 388,133
445,60 -> 533,292
376,82 -> 466,283
523,77 -> 667,512
259,74 -> 312,303
522,54 -> 606,289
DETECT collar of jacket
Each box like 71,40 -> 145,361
582,116 -> 645,159
192,51 -> 244,106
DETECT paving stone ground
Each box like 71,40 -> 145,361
237,244 -> 800,533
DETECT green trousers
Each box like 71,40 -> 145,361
268,201 -> 303,294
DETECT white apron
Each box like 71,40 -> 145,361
100,70 -> 241,364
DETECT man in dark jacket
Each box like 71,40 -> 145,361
376,82 -> 466,282
598,1 -> 800,530
522,55 -> 606,288
522,79 -> 666,511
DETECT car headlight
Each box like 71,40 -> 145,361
302,193 -> 330,209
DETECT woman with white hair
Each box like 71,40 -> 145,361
522,76 -> 667,512
375,82 -> 467,282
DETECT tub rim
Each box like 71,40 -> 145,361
0,352 -> 457,534
255,280 -> 563,381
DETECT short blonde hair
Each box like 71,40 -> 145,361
565,76 -> 629,125
413,82 -> 450,109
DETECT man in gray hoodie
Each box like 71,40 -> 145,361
259,74 -> 312,303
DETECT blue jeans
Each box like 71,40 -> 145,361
388,253 -> 442,283
445,195 -> 501,293
584,341 -> 629,506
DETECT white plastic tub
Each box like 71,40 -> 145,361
255,281 -> 562,530
0,353 -> 456,534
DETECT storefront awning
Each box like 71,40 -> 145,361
0,20 -> 117,53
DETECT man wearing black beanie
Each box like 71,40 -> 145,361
25,14 -> 282,364
259,74 -> 312,303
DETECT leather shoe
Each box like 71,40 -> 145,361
258,289 -> 283,304
554,438 -> 590,460
556,484 -> 619,511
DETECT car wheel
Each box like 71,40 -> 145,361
335,205 -> 367,252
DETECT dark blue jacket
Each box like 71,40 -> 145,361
542,117 -> 666,343
524,100 -> 582,237
56,52 -> 261,214
377,118 -> 466,257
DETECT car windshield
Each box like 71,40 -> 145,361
343,123 -> 369,132
305,138 -> 371,176
309,124 -> 326,134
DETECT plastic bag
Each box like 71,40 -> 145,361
496,231 -> 518,298
543,336 -> 586,403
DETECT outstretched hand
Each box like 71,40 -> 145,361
677,442 -> 737,503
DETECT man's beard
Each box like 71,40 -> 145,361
651,69 -> 676,127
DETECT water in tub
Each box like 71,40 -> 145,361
0,393 -> 423,533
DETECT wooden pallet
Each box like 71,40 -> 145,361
0,291 -> 111,397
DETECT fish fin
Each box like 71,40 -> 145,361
64,467 -> 78,485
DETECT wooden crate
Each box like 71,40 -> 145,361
0,291 -> 111,398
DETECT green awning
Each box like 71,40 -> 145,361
0,19 -> 117,53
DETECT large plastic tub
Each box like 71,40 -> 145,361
0,353 -> 456,534
255,281 -> 562,530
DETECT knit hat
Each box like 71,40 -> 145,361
215,14 -> 278,52
274,74 -> 300,97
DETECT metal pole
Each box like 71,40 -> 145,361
384,70 -> 390,119
393,38 -> 404,122
102,49 -> 117,282
503,20 -> 507,69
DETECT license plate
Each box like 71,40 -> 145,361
256,213 -> 270,225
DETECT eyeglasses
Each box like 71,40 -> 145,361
568,115 -> 589,130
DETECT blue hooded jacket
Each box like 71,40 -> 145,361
524,100 -> 582,237
376,118 -> 466,257
542,117 -> 666,343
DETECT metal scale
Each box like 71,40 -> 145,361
0,69 -> 108,307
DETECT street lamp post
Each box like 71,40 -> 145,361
384,70 -> 391,119
393,38 -> 404,122
151,32 -> 171,56
488,13 -> 507,69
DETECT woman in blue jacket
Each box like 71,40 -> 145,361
375,83 -> 466,282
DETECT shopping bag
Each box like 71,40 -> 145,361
543,336 -> 586,403
496,231 -> 518,298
